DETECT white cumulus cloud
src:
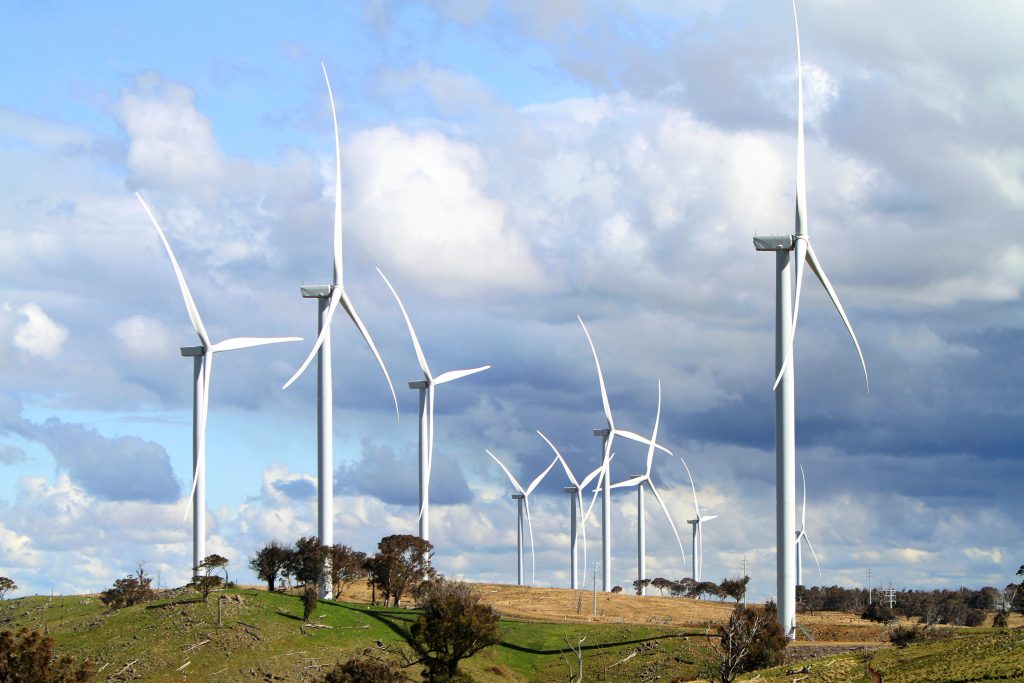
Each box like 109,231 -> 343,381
13,303 -> 68,359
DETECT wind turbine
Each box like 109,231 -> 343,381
752,0 -> 868,637
486,450 -> 558,586
282,64 -> 398,598
795,464 -> 821,587
679,457 -> 717,583
136,193 -> 301,577
609,381 -> 686,596
536,430 -> 603,590
377,268 -> 489,542
578,316 -> 670,591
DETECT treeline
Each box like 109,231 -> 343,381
798,583 -> 1023,626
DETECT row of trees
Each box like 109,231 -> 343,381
248,534 -> 436,620
635,576 -> 751,603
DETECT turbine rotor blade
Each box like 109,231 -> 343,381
578,316 -> 613,429
485,450 -> 525,496
804,534 -> 822,579
337,288 -> 400,416
800,464 -> 808,530
377,267 -> 431,380
211,336 -> 302,353
680,457 -> 701,519
792,0 -> 807,239
183,351 -> 213,522
322,63 -> 343,286
433,366 -> 490,385
526,456 -> 559,496
614,428 -> 673,456
537,431 -> 578,488
773,237 -> 808,390
644,380 -> 663,475
523,496 -> 537,585
282,288 -> 341,389
648,477 -> 686,564
609,475 -> 646,490
136,193 -> 210,348
805,241 -> 870,392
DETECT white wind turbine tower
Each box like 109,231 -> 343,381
679,457 -> 717,583
536,430 -> 603,590
578,316 -> 670,592
752,0 -> 868,637
486,450 -> 558,586
282,64 -> 398,598
795,464 -> 821,587
377,268 -> 489,541
609,381 -> 686,596
136,194 -> 301,577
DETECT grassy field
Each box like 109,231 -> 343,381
1,583 -> 1021,681
0,586 -> 709,681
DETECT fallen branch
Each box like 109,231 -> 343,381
607,651 -> 637,668
176,661 -> 191,672
114,659 -> 138,677
303,623 -> 334,629
96,663 -> 110,673
184,639 -> 210,652
211,667 -> 227,676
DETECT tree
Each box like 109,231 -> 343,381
697,606 -> 787,683
329,544 -> 368,599
0,576 -> 16,600
632,578 -> 652,596
366,535 -> 435,607
719,577 -> 750,604
650,578 -> 670,597
286,537 -> 330,621
0,627 -> 96,682
408,579 -> 501,682
321,657 -> 408,682
193,554 -> 229,602
862,601 -> 895,623
99,563 -> 155,609
249,540 -> 293,592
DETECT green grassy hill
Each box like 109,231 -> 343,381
0,588 -> 704,681
3,588 -> 1022,682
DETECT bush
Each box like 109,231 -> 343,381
0,627 -> 95,681
611,585 -> 623,594
993,610 -> 1010,627
321,657 -> 408,682
697,606 -> 787,682
862,601 -> 896,623
409,579 -> 501,682
963,608 -> 986,627
99,564 -> 155,609
889,624 -> 920,648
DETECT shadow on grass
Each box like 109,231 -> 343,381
334,602 -> 418,643
496,633 -> 693,657
145,597 -> 205,609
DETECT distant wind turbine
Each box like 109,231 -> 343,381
136,193 -> 301,577
609,381 -> 686,595
377,268 -> 489,542
679,457 -> 717,583
795,464 -> 821,587
486,450 -> 558,586
578,316 -> 670,591
281,65 -> 398,598
536,430 -> 604,590
752,0 -> 868,637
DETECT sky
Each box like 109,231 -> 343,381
1,0 -> 1022,602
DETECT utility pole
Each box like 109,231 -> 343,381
885,582 -> 896,610
866,567 -> 874,604
742,555 -> 748,608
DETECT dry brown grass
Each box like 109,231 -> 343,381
332,581 -> 903,643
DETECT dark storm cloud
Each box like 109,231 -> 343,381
336,439 -> 473,507
272,477 -> 316,500
31,418 -> 181,503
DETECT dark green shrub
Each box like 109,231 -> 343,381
321,657 -> 407,682
99,564 -> 155,609
0,627 -> 95,681
409,579 -> 501,682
